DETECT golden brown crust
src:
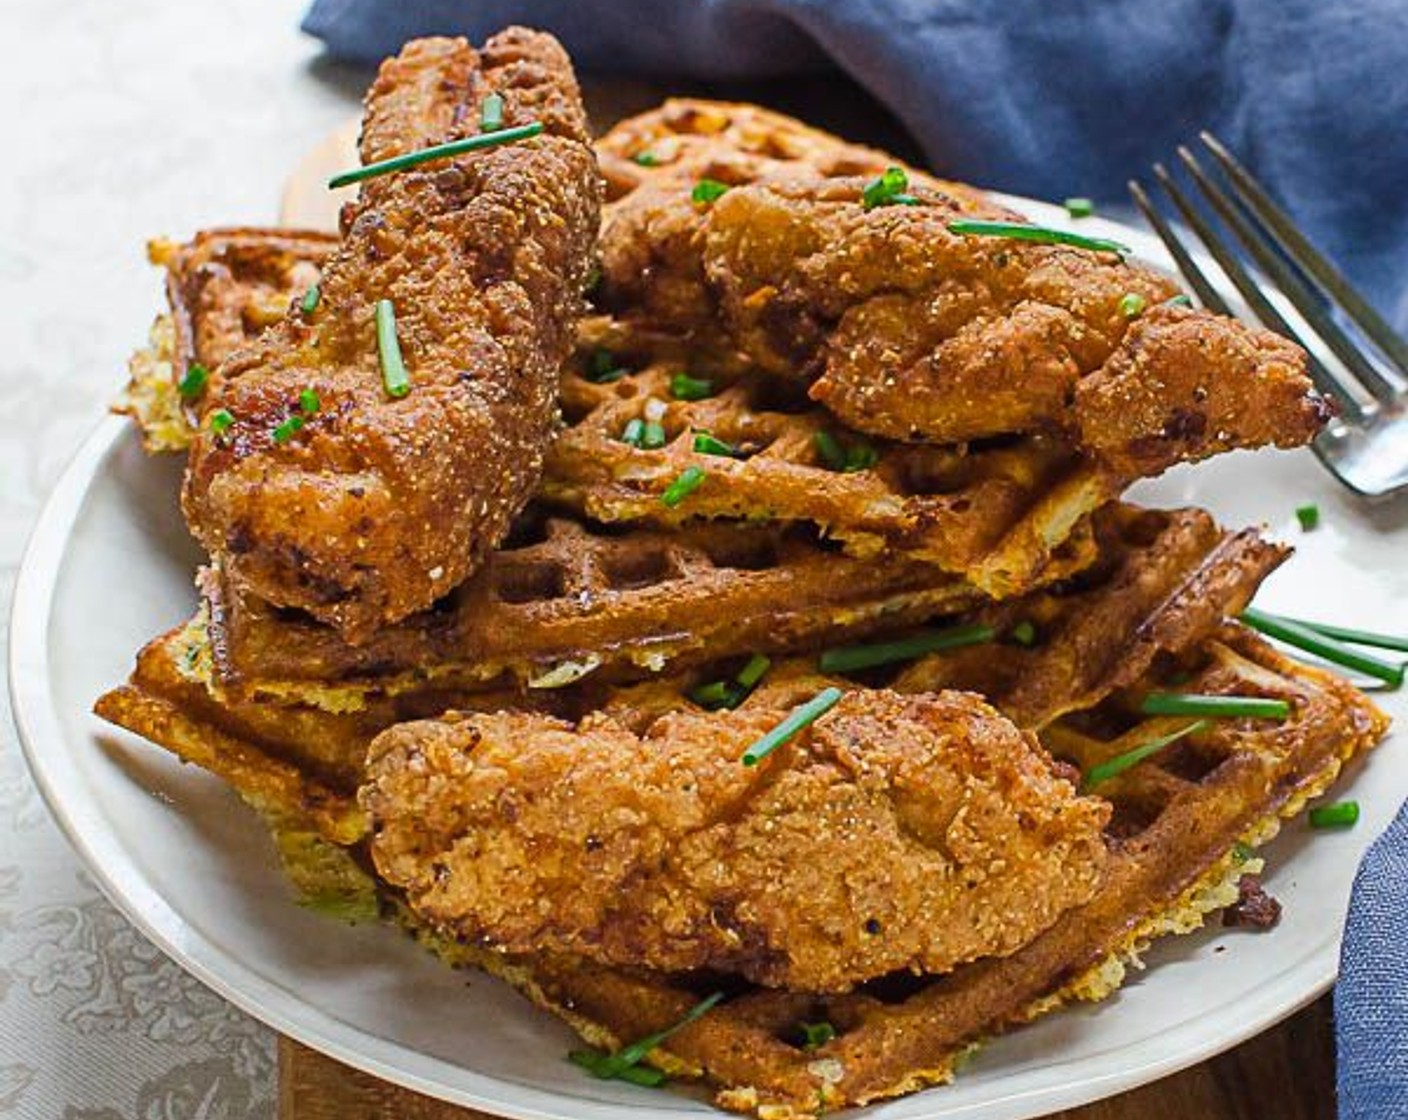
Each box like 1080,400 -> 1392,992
593,101 -> 1328,472
361,691 -> 1110,992
182,32 -> 600,641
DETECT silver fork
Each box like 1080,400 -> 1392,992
1129,132 -> 1408,498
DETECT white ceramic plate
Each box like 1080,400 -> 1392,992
11,200 -> 1408,1120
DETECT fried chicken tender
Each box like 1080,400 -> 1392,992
599,171 -> 1327,473
182,31 -> 600,641
362,690 -> 1110,993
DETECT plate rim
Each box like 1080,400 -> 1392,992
6,197 -> 1355,1119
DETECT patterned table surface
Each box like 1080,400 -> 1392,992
0,3 -> 356,1114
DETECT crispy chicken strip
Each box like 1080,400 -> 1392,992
182,31 -> 599,640
362,690 -> 1110,993
599,172 -> 1327,474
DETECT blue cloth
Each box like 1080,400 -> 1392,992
303,0 -> 1408,1112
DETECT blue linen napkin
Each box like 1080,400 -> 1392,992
303,0 -> 1407,1111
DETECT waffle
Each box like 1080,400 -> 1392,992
546,341 -> 1119,595
116,227 -> 336,451
204,501 -> 1100,706
465,625 -> 1386,1118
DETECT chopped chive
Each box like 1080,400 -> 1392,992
1118,292 -> 1147,318
798,1021 -> 836,1050
1139,692 -> 1290,719
1241,608 -> 1404,688
1292,619 -> 1408,654
1309,801 -> 1360,829
298,388 -> 321,414
641,420 -> 668,450
568,1051 -> 666,1087
661,465 -> 707,508
1009,620 -> 1037,647
692,179 -> 730,204
862,166 -> 920,209
584,263 -> 601,294
300,284 -> 320,314
177,363 -> 209,399
689,680 -> 741,709
948,219 -> 1131,257
1081,720 -> 1208,791
328,122 -> 544,188
1232,841 -> 1256,863
632,150 -> 660,167
819,623 -> 995,674
742,687 -> 844,766
1165,293 -> 1194,308
620,418 -> 646,447
1064,197 -> 1095,218
814,430 -> 847,471
814,430 -> 878,472
670,371 -> 713,400
735,653 -> 771,689
478,92 -> 504,133
692,432 -> 737,457
271,415 -> 305,444
586,349 -> 627,383
375,299 -> 411,399
208,408 -> 235,437
1295,503 -> 1320,532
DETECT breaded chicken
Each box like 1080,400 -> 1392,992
182,31 -> 600,641
362,690 -> 1110,993
599,172 -> 1327,474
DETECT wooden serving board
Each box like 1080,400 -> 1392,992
276,79 -> 1341,1120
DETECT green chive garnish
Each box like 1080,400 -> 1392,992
1232,841 -> 1256,863
1009,620 -> 1038,647
861,166 -> 920,209
1309,801 -> 1360,829
1241,608 -> 1405,687
1139,692 -> 1290,719
948,219 -> 1131,257
1065,197 -> 1095,218
272,415 -> 305,444
736,653 -> 771,689
670,371 -> 713,400
479,92 -> 504,133
375,299 -> 411,399
300,285 -> 320,314
1165,294 -> 1194,308
570,992 -> 724,1086
692,432 -> 737,457
177,363 -> 209,399
620,418 -> 646,447
209,409 -> 235,437
298,388 -> 321,414
692,179 -> 730,204
329,122 -> 544,189
1081,720 -> 1208,791
1119,293 -> 1147,318
661,465 -> 707,507
641,420 -> 668,450
586,349 -> 627,383
1295,503 -> 1320,532
814,430 -> 878,472
819,623 -> 995,674
799,1022 -> 837,1050
742,687 -> 844,766
632,151 -> 660,167
1292,620 -> 1408,654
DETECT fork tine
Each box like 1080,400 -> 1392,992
1176,145 -> 1400,405
1127,179 -> 1232,315
1149,162 -> 1366,420
1200,131 -> 1408,381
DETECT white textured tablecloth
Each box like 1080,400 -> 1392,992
1,4 -> 359,1114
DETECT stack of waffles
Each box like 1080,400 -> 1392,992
99,99 -> 1387,1118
